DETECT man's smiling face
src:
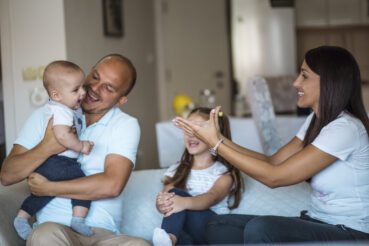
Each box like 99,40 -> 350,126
82,58 -> 132,116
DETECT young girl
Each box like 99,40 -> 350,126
153,107 -> 243,246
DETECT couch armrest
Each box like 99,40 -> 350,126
0,181 -> 29,246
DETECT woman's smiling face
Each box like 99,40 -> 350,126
293,60 -> 321,115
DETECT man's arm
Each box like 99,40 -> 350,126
28,153 -> 133,200
1,119 -> 65,186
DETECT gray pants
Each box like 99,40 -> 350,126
205,211 -> 369,244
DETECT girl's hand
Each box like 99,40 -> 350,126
173,106 -> 222,148
156,191 -> 175,214
164,195 -> 189,217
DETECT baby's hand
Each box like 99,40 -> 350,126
81,141 -> 94,155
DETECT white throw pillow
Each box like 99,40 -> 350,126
231,174 -> 311,216
121,169 -> 165,241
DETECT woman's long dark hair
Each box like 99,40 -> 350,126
164,107 -> 244,209
303,46 -> 369,146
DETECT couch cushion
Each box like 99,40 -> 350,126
0,181 -> 29,246
232,174 -> 311,216
121,169 -> 165,241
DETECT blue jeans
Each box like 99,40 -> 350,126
205,211 -> 369,244
161,188 -> 216,245
21,155 -> 91,216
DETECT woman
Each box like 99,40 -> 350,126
173,46 -> 369,244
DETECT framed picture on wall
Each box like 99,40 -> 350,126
102,0 -> 123,37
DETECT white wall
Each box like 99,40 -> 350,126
0,0 -> 67,152
0,0 -> 159,169
64,0 -> 158,169
232,0 -> 297,94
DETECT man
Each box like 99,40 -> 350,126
1,55 -> 151,246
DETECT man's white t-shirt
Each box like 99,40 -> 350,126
165,161 -> 231,214
44,99 -> 83,158
15,106 -> 140,234
296,112 -> 369,233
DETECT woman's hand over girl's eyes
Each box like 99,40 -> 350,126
173,106 -> 222,148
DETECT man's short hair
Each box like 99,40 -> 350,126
97,54 -> 137,96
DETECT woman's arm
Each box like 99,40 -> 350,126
175,106 -> 300,164
164,174 -> 233,217
222,137 -> 268,161
222,136 -> 303,165
174,107 -> 337,188
217,141 -> 337,188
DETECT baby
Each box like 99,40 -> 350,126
14,60 -> 94,240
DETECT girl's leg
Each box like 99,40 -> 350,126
161,188 -> 191,241
244,215 -> 369,243
153,188 -> 193,245
176,231 -> 193,245
205,214 -> 258,244
183,209 -> 216,244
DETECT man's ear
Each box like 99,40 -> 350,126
50,90 -> 61,102
116,96 -> 128,106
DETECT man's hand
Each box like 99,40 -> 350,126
41,117 -> 66,156
164,195 -> 189,217
28,173 -> 52,196
156,191 -> 174,214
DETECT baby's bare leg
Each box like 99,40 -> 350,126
73,205 -> 89,218
71,206 -> 93,236
17,209 -> 32,219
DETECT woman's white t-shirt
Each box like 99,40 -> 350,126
164,161 -> 230,214
296,112 -> 369,233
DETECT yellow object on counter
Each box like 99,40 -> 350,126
173,94 -> 195,117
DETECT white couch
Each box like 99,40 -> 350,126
0,116 -> 312,245
0,169 -> 311,245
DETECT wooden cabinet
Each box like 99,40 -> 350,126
296,0 -> 369,27
296,26 -> 369,81
328,0 -> 362,25
295,0 -> 328,27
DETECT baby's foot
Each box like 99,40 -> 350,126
71,216 -> 93,236
14,217 -> 32,240
153,227 -> 172,246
